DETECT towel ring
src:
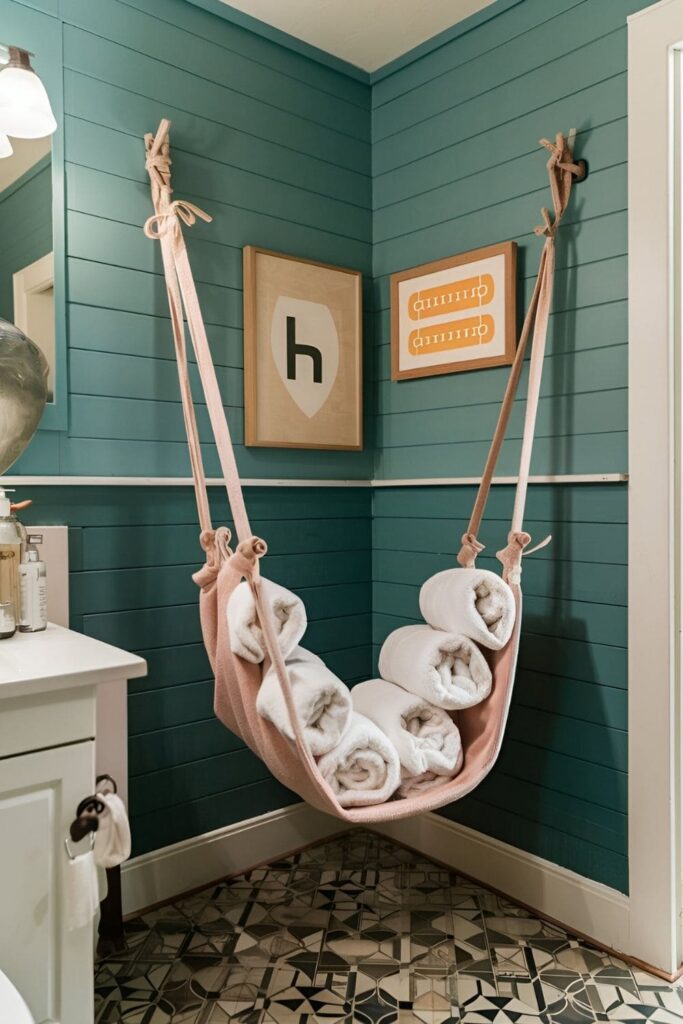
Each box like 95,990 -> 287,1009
64,832 -> 96,861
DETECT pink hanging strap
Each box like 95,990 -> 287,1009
143,124 -> 212,537
457,132 -> 580,582
142,120 -> 323,774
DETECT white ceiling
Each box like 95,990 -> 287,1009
221,0 -> 498,72
0,137 -> 50,194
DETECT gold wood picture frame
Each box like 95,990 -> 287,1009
244,246 -> 363,450
390,241 -> 517,380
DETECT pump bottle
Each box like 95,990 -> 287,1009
0,487 -> 22,625
19,533 -> 47,632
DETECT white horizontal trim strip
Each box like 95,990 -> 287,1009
2,473 -> 628,488
372,473 -> 628,486
1,475 -> 371,488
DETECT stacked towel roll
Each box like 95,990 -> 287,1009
228,577 -> 307,664
351,679 -> 463,797
419,568 -> 515,651
257,646 -> 352,756
378,624 -> 491,710
316,711 -> 400,807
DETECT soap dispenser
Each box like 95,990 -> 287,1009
19,534 -> 47,632
0,486 -> 22,627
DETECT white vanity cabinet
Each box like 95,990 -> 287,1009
0,625 -> 146,1024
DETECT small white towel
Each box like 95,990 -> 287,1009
351,679 -> 463,795
94,793 -> 132,869
228,578 -> 306,663
378,623 -> 491,709
419,568 -> 515,650
257,646 -> 352,756
397,771 -> 453,798
317,711 -> 401,807
65,850 -> 100,931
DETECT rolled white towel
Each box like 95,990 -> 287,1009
378,624 -> 491,710
228,578 -> 306,663
351,679 -> 463,797
419,568 -> 515,650
257,646 -> 352,756
317,711 -> 401,807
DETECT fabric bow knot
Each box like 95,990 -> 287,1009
144,199 -> 212,240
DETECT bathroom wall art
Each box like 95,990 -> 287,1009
244,246 -> 363,450
390,241 -> 517,380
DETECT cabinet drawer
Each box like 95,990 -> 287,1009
0,685 -> 95,758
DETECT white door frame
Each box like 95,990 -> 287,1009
628,0 -> 683,975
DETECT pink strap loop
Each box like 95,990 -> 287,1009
457,533 -> 486,568
228,537 -> 268,579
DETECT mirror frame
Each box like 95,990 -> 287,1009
3,3 -> 66,432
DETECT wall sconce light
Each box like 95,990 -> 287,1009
0,47 -> 56,140
0,132 -> 12,159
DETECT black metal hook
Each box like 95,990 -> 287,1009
572,159 -> 588,183
76,794 -> 106,818
69,813 -> 99,844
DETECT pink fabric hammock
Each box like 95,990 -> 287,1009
142,121 -> 580,823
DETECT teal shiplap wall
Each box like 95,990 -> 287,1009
369,0 -> 643,891
13,0 -> 373,478
0,156 -> 52,324
23,485 -> 372,855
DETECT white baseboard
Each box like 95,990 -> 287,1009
375,813 -> 630,958
121,803 -> 350,916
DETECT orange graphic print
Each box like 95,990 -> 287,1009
408,315 -> 495,356
407,273 -> 494,321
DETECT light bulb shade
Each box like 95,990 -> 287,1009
0,132 -> 12,158
0,65 -> 56,139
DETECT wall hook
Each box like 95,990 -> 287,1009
572,158 -> 588,183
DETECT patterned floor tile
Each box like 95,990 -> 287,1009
95,829 -> 683,1024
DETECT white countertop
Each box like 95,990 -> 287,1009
0,623 -> 147,699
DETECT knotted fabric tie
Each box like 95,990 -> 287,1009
144,151 -> 171,190
228,536 -> 268,580
193,526 -> 233,589
496,530 -> 552,585
456,532 -> 486,569
144,199 -> 212,240
534,132 -> 580,239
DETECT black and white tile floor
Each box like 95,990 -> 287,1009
95,828 -> 683,1023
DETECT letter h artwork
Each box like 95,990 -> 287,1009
244,246 -> 363,450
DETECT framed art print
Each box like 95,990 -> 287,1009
390,241 -> 517,380
244,246 -> 363,450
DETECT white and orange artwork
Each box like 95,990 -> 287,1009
391,242 -> 517,380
